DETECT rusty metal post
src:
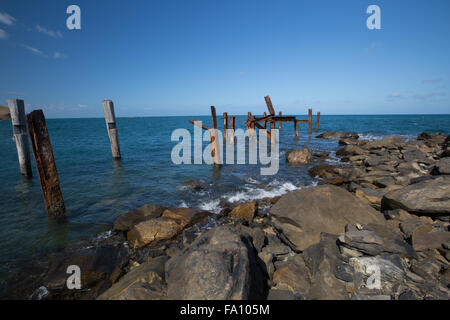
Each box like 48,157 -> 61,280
315,112 -> 320,132
210,106 -> 221,166
102,100 -> 121,160
223,112 -> 228,142
308,108 -> 312,135
27,110 -> 66,218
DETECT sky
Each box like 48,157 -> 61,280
0,0 -> 449,118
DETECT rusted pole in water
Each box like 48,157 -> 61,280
210,106 -> 221,166
270,121 -> 276,144
27,110 -> 65,218
308,108 -> 312,135
230,116 -> 235,144
8,99 -> 32,177
264,96 -> 275,115
102,100 -> 121,160
295,120 -> 299,137
279,111 -> 282,130
315,112 -> 320,132
263,112 -> 267,128
223,112 -> 228,142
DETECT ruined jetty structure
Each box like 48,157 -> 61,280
189,95 -> 321,165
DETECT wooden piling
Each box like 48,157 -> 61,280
27,110 -> 65,218
315,112 -> 320,132
210,106 -> 221,166
279,111 -> 282,130
263,112 -> 267,128
102,100 -> 121,160
308,108 -> 312,135
295,120 -> 299,137
270,121 -> 276,144
223,112 -> 228,142
8,99 -> 32,177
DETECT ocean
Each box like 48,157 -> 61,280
0,114 -> 449,286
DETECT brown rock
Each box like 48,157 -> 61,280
230,202 -> 256,223
285,147 -> 312,164
412,231 -> 450,251
127,218 -> 182,248
114,204 -> 166,232
162,208 -> 211,228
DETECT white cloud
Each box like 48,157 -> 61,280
421,78 -> 442,84
53,51 -> 68,59
413,92 -> 446,100
0,28 -> 7,39
22,45 -> 47,57
36,25 -> 62,38
0,12 -> 16,26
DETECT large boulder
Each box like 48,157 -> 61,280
165,226 -> 265,299
381,176 -> 450,216
285,147 -> 312,165
97,256 -> 168,300
270,185 -> 386,251
316,131 -> 359,140
114,204 -> 166,231
127,218 -> 182,248
417,132 -> 447,146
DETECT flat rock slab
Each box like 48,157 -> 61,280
316,131 -> 359,140
161,208 -> 211,228
165,226 -> 265,300
412,231 -> 450,251
127,218 -> 182,248
381,176 -> 450,216
270,185 -> 386,251
432,158 -> 450,175
114,204 -> 166,231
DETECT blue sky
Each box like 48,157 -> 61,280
0,0 -> 449,118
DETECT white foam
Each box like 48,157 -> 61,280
224,181 -> 300,203
198,199 -> 221,213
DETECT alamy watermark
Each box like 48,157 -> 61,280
171,123 -> 280,175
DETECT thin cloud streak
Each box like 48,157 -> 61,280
36,25 -> 63,38
0,12 -> 16,25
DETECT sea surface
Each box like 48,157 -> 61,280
0,114 -> 449,287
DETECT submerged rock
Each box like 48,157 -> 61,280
270,185 -> 386,251
316,131 -> 359,140
285,147 -> 312,165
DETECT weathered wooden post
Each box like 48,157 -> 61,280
102,100 -> 121,160
295,120 -> 299,137
263,112 -> 267,128
223,112 -> 228,142
210,106 -> 221,166
279,111 -> 282,130
315,112 -> 320,132
27,110 -> 65,218
230,116 -> 235,144
308,108 -> 312,135
8,99 -> 32,177
270,120 -> 276,145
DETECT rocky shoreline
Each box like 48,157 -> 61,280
2,132 -> 449,300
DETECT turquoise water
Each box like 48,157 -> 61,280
0,114 -> 449,286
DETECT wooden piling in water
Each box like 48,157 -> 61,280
279,111 -> 282,130
308,108 -> 312,135
27,110 -> 65,218
223,112 -> 228,142
102,100 -> 121,160
210,106 -> 221,166
264,96 -> 275,115
295,120 -> 299,137
8,99 -> 32,178
316,112 -> 320,132
270,120 -> 276,144
263,112 -> 267,128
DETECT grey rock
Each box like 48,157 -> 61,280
114,204 -> 166,232
285,147 -> 312,165
317,131 -> 359,140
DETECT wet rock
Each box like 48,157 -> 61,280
127,218 -> 183,248
270,185 -> 386,251
316,131 -> 359,140
182,179 -> 205,190
339,138 -> 367,146
417,132 -> 447,146
381,176 -> 450,216
364,136 -> 404,150
230,201 -> 256,223
285,147 -> 312,165
165,226 -> 266,299
336,145 -> 366,157
323,176 -> 344,186
97,256 -> 168,300
307,164 -> 338,179
412,230 -> 450,251
161,208 -> 211,228
114,204 -> 166,232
